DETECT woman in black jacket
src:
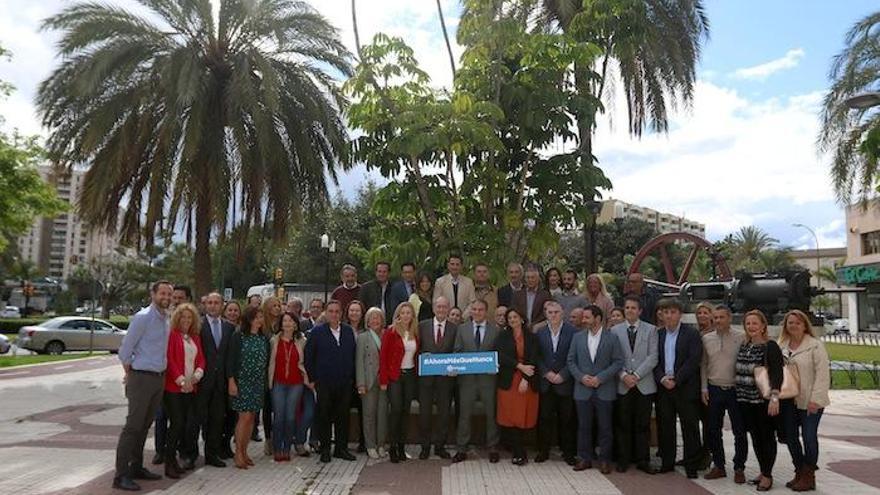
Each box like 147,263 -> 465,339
495,307 -> 541,465
735,310 -> 784,491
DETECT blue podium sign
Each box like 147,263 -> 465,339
418,352 -> 499,376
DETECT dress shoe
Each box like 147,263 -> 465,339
452,452 -> 467,463
489,452 -> 500,463
390,447 -> 400,463
180,457 -> 195,471
112,476 -> 142,491
205,455 -> 226,468
703,467 -> 726,480
151,452 -> 164,465
320,452 -> 332,463
130,467 -> 162,480
534,452 -> 549,463
600,462 -> 612,475
616,464 -> 628,473
398,445 -> 408,462
164,459 -> 181,480
658,465 -> 675,474
357,443 -> 367,453
573,460 -> 592,471
734,469 -> 746,484
220,446 -> 235,460
698,452 -> 712,471
686,470 -> 698,479
512,457 -> 527,466
637,464 -> 659,475
435,447 -> 451,459
564,456 -> 577,466
333,449 -> 356,461
419,447 -> 431,460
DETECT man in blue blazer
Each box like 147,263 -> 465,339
304,299 -> 357,463
389,262 -> 417,315
567,304 -> 623,474
535,301 -> 577,465
653,298 -> 703,479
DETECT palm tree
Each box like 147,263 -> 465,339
37,0 -> 353,295
819,10 -> 880,204
731,226 -> 779,261
534,0 -> 709,264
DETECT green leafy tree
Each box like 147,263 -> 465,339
716,225 -> 795,274
37,0 -> 353,295
819,10 -> 880,204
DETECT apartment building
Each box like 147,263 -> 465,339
597,199 -> 706,238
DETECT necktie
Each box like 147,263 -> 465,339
452,282 -> 459,309
212,319 -> 221,349
474,324 -> 482,348
380,285 -> 386,311
436,323 -> 442,346
628,325 -> 636,351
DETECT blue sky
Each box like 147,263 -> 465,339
1,0 -> 877,251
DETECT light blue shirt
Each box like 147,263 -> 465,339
664,324 -> 680,377
526,289 -> 537,322
118,304 -> 170,373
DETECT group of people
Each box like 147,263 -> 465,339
111,257 -> 830,493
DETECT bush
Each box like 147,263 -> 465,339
0,316 -> 130,334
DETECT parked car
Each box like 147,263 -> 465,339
1,306 -> 22,319
0,334 -> 10,354
831,318 -> 849,335
17,317 -> 127,355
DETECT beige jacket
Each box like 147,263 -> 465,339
779,334 -> 830,410
268,334 -> 308,389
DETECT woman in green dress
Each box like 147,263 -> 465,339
227,306 -> 269,469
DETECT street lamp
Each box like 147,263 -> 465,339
793,222 -> 820,286
320,234 -> 336,303
844,92 -> 880,110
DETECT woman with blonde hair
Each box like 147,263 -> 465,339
163,303 -> 205,479
378,301 -> 420,463
357,307 -> 388,459
584,273 -> 614,328
695,302 -> 715,335
778,310 -> 830,491
735,310 -> 784,491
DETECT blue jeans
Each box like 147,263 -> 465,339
294,387 -> 316,446
272,383 -> 304,454
706,385 -> 747,471
781,400 -> 823,469
153,405 -> 167,454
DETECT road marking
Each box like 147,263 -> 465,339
54,365 -> 74,370
0,371 -> 29,377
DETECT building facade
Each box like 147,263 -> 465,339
597,199 -> 706,238
790,247 -> 849,318
15,165 -> 119,280
838,202 -> 880,332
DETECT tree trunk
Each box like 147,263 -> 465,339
408,156 -> 444,244
436,0 -> 456,79
351,0 -> 363,60
193,190 -> 213,297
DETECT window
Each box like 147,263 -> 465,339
862,230 -> 880,256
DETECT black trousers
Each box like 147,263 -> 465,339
615,388 -> 653,467
502,426 -> 527,459
115,370 -> 164,476
656,386 -> 701,471
536,389 -> 575,458
164,391 -> 196,459
419,375 -> 453,449
316,380 -> 353,454
193,379 -> 227,458
740,400 -> 778,477
389,369 -> 418,446
350,387 -> 366,448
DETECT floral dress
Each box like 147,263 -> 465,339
232,333 -> 269,412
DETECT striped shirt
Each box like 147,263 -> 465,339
735,342 -> 766,404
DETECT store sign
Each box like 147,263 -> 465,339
838,264 -> 880,285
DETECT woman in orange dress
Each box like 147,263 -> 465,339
496,307 -> 541,465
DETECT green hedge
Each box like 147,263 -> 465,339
0,316 -> 131,333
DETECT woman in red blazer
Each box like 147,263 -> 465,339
164,303 -> 205,479
379,301 -> 419,463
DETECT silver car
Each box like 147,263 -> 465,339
17,316 -> 127,355
0,334 -> 10,354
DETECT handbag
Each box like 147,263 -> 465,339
753,346 -> 800,400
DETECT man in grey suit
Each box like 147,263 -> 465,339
417,296 -> 457,460
452,299 -> 500,463
610,295 -> 659,474
567,304 -> 623,474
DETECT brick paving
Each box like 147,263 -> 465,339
1,365 -> 879,494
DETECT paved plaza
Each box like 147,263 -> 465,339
1,356 -> 879,495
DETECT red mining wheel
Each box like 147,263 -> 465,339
627,232 -> 732,285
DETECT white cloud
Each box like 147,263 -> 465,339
794,219 -> 846,250
733,48 -> 805,80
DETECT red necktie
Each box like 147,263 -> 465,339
436,323 -> 442,346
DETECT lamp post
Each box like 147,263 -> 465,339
793,221 -> 821,291
320,234 -> 336,303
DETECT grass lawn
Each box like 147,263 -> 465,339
0,353 -> 107,368
825,343 -> 880,364
831,369 -> 879,390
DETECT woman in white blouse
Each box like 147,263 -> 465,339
379,302 -> 420,463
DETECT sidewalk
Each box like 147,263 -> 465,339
1,364 -> 878,494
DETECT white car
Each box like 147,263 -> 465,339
0,334 -> 10,354
831,318 -> 849,335
1,306 -> 22,319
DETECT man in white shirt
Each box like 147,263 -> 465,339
416,296 -> 458,460
433,255 -> 476,318
535,301 -> 577,464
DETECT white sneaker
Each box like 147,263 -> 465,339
377,446 -> 388,458
367,448 -> 379,459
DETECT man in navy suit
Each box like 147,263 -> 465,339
390,262 -> 417,315
567,305 -> 623,474
535,301 -> 577,465
654,298 -> 703,479
304,299 -> 357,463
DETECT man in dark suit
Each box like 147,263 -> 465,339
535,301 -> 577,465
653,298 -> 703,479
496,262 -> 524,308
390,262 -> 417,315
303,299 -> 358,463
567,305 -> 624,474
360,262 -> 394,324
417,295 -> 457,460
512,264 -> 552,327
188,292 -> 235,468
